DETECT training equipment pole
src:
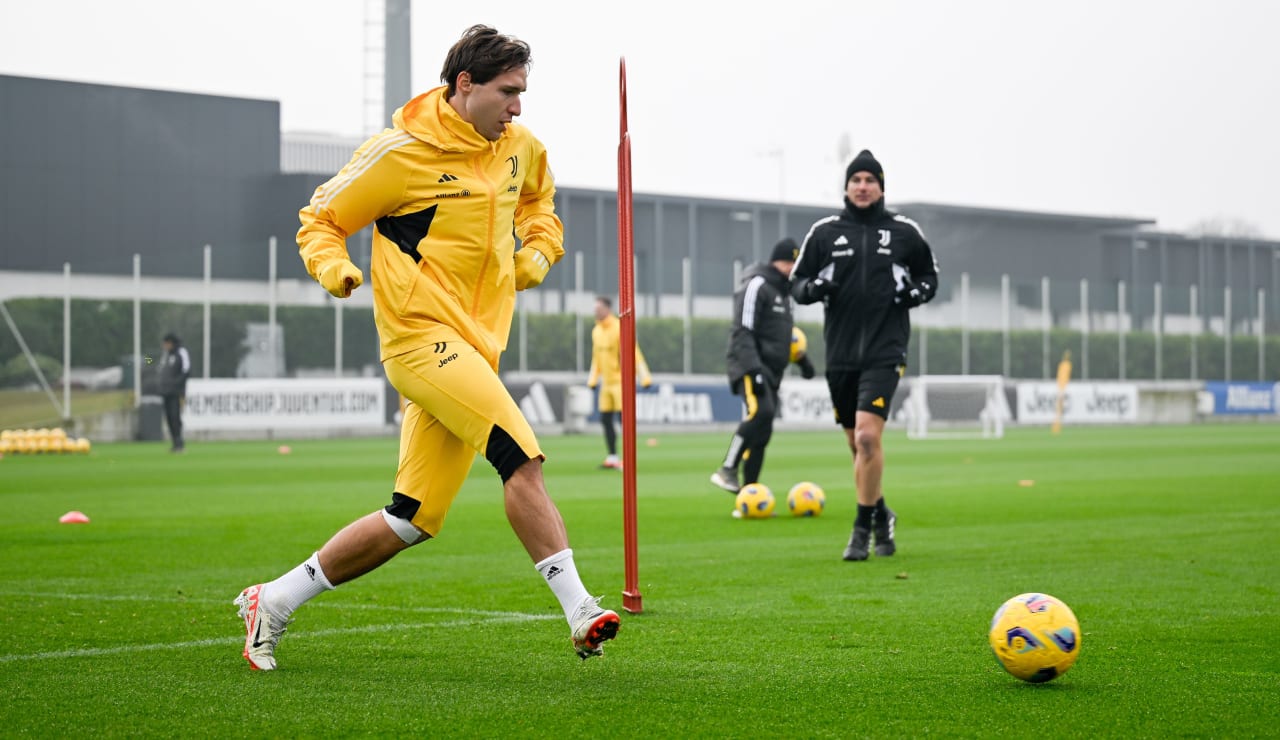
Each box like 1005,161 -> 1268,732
618,57 -> 642,614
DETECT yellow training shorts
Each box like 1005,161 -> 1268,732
597,383 -> 623,413
382,335 -> 542,536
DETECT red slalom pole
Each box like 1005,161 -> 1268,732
617,57 -> 642,614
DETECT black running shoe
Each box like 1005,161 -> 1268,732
873,507 -> 896,557
842,526 -> 871,561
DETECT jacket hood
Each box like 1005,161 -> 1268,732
743,260 -> 790,286
392,85 -> 521,153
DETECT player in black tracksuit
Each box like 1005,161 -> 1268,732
711,238 -> 816,495
159,332 -> 191,453
791,150 -> 939,561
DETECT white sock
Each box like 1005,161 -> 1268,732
535,548 -> 592,622
263,552 -> 334,619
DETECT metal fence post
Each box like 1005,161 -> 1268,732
1001,273 -> 1010,378
1041,276 -> 1051,379
682,257 -> 692,375
1080,278 -> 1089,380
1154,282 -> 1163,381
1118,280 -> 1126,381
63,263 -> 71,421
961,272 -> 970,375
202,245 -> 212,378
133,254 -> 141,407
1225,286 -> 1232,381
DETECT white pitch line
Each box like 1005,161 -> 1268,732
7,591 -> 557,619
0,613 -> 559,664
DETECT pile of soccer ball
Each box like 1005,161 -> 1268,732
734,481 -> 826,519
0,428 -> 92,456
988,592 -> 1081,683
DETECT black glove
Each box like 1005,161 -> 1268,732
803,277 -> 839,302
894,277 -> 924,307
797,355 -> 816,379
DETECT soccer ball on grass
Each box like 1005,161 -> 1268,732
786,482 -> 825,517
988,592 -> 1081,683
735,483 -> 775,519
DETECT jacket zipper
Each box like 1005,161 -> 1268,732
469,153 -> 496,319
857,224 -> 868,364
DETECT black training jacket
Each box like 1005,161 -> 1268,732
725,261 -> 794,388
791,199 -> 939,371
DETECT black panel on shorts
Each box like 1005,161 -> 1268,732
486,425 -> 532,482
384,491 -> 422,520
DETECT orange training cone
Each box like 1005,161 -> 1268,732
59,511 -> 90,524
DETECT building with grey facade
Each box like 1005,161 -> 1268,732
3,73 -> 1277,340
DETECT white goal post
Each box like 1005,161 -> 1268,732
903,375 -> 1010,439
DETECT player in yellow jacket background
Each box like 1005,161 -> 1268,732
587,296 -> 652,470
234,25 -> 619,670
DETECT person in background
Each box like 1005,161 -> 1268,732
791,149 -> 940,561
711,238 -> 815,495
159,332 -> 190,454
587,295 -> 652,470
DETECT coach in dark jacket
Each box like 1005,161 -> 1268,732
159,332 -> 190,453
791,149 -> 940,560
710,238 -> 816,495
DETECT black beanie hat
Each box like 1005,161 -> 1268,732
769,237 -> 799,263
845,149 -> 884,190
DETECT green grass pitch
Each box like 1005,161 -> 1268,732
1,424 -> 1277,737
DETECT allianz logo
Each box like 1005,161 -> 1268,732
1225,385 -> 1274,411
635,383 -> 713,423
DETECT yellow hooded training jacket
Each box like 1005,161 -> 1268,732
297,85 -> 564,368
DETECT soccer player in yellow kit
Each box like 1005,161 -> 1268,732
587,296 -> 651,469
234,25 -> 619,669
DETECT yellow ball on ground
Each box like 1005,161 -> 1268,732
989,593 -> 1081,683
786,482 -> 826,517
735,483 -> 776,519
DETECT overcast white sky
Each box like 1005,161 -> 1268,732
2,0 -> 1278,238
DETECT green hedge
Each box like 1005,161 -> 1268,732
1,298 -> 1276,385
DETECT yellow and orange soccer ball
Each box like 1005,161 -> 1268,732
786,482 -> 825,517
989,593 -> 1081,683
734,483 -> 776,519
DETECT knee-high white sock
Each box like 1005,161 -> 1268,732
535,548 -> 592,622
263,552 -> 334,619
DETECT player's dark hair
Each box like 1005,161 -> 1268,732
440,25 -> 532,98
596,295 -> 612,309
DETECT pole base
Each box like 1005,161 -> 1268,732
622,589 -> 643,614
